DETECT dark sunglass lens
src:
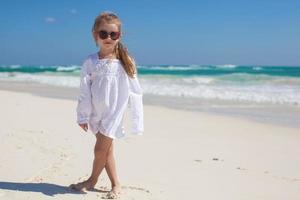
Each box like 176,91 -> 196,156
110,32 -> 120,40
98,30 -> 108,39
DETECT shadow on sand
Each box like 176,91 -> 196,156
0,181 -> 87,196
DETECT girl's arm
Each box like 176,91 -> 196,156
76,58 -> 92,125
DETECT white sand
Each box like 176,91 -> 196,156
0,89 -> 300,200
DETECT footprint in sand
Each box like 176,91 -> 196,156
212,158 -> 224,161
33,176 -> 44,183
194,158 -> 225,163
99,185 -> 151,199
122,185 -> 150,193
274,176 -> 300,182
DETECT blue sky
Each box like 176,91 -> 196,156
0,0 -> 299,66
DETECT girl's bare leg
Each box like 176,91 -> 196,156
70,132 -> 113,191
105,142 -> 122,196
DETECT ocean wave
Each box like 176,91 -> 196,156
9,64 -> 22,69
57,65 -> 81,72
139,75 -> 300,105
137,65 -> 210,71
0,72 -> 79,88
253,66 -> 262,70
181,77 -> 215,84
0,64 -> 81,73
2,64 -> 300,77
141,79 -> 300,105
215,64 -> 237,69
1,69 -> 300,105
215,73 -> 300,86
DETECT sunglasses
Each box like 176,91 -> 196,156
98,30 -> 120,40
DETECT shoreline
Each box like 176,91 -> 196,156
0,80 -> 299,128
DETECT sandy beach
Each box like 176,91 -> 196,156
0,82 -> 300,200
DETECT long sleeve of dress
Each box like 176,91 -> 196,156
128,74 -> 144,134
76,58 -> 92,124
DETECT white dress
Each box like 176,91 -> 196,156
76,53 -> 144,139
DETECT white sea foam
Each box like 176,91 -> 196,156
137,65 -> 210,70
9,64 -> 22,69
253,66 -> 262,70
1,72 -> 300,105
0,73 -> 79,88
181,76 -> 215,84
57,65 -> 81,72
215,64 -> 237,69
140,76 -> 300,105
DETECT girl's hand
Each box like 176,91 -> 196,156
78,123 -> 88,132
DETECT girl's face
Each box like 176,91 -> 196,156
93,23 -> 121,51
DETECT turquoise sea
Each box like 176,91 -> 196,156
1,64 -> 300,106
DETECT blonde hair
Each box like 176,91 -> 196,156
92,11 -> 137,78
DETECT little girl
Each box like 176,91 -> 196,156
70,11 -> 144,199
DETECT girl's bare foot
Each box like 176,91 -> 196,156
106,185 -> 122,199
69,178 -> 97,191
